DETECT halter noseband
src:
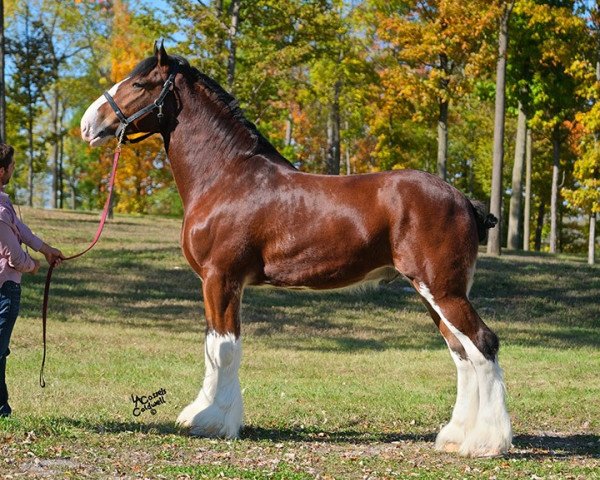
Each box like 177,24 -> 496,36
103,66 -> 178,144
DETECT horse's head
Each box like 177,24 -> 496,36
81,41 -> 177,146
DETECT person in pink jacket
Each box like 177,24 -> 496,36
0,143 -> 64,417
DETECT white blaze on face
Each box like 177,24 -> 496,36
80,78 -> 129,146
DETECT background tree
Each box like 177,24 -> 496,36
370,0 -> 501,182
525,0 -> 588,254
563,3 -> 600,264
37,0 -> 92,208
6,3 -> 53,206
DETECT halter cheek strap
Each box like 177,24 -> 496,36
103,68 -> 178,144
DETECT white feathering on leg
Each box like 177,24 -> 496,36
435,347 -> 479,452
176,331 -> 243,438
418,282 -> 512,457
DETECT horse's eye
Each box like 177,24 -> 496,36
132,82 -> 145,89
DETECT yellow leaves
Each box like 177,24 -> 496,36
372,0 -> 500,123
564,131 -> 600,214
516,0 -> 587,68
89,0 -> 167,214
113,136 -> 165,214
577,103 -> 600,135
4,0 -> 18,18
110,0 -> 154,82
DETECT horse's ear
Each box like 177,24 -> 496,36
154,39 -> 169,67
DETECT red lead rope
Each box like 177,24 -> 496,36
39,148 -> 121,387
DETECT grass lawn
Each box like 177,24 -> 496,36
0,207 -> 598,479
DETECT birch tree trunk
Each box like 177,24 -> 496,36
549,125 -> 560,253
488,1 -> 514,255
507,102 -> 526,250
523,127 -> 532,250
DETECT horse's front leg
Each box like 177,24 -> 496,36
176,273 -> 244,438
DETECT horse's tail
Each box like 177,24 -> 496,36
469,200 -> 498,243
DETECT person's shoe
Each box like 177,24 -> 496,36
0,402 -> 11,417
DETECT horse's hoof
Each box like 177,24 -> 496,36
458,440 -> 510,458
466,448 -> 505,458
438,442 -> 460,453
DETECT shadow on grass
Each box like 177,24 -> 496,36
41,417 -> 600,458
241,425 -> 436,444
55,417 -> 181,435
512,433 -> 600,458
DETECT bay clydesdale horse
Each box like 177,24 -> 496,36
80,43 -> 511,457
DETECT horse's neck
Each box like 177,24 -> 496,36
166,84 -> 258,206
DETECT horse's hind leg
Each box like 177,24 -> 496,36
176,274 -> 243,438
416,293 -> 479,453
416,283 -> 512,457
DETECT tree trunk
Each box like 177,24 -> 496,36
437,51 -> 449,182
285,111 -> 293,147
589,214 -> 597,265
507,102 -> 526,250
226,0 -> 240,93
108,191 -> 114,219
345,120 -> 351,175
70,184 -> 76,210
51,84 -> 60,208
58,130 -> 64,208
468,159 -> 474,197
0,0 -> 5,143
437,99 -> 448,181
27,115 -> 34,206
346,146 -> 351,175
487,1 -> 514,255
523,127 -> 532,250
550,125 -> 560,253
326,81 -> 341,175
534,201 -> 545,251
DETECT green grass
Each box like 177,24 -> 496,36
0,206 -> 598,478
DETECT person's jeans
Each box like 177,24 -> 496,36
0,281 -> 21,413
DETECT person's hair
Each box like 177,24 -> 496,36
0,144 -> 14,169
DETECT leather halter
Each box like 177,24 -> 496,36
103,67 -> 177,144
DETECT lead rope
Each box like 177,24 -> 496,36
40,140 -> 123,387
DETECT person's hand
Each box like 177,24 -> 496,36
31,258 -> 41,274
40,243 -> 65,267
